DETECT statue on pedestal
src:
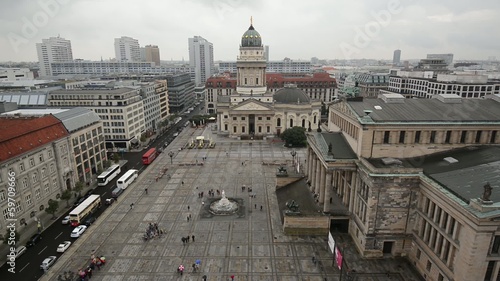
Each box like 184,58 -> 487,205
482,182 -> 493,202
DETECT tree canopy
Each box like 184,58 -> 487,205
280,126 -> 307,147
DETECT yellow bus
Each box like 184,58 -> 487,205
69,195 -> 101,226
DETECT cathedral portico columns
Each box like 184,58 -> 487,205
319,165 -> 326,203
307,148 -> 314,178
310,155 -> 317,192
323,171 -> 332,213
314,159 -> 321,195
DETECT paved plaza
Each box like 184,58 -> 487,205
42,126 -> 424,281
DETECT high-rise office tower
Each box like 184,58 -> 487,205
144,45 -> 161,66
114,36 -> 141,62
188,36 -> 214,85
393,49 -> 401,66
36,36 -> 73,77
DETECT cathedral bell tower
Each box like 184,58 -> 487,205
236,17 -> 267,96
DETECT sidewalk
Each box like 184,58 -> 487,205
0,178 -> 99,267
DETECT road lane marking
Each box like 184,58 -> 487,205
54,232 -> 63,239
19,262 -> 29,272
102,191 -> 107,197
38,246 -> 47,255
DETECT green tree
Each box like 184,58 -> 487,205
45,199 -> 59,219
113,153 -> 120,163
74,181 -> 84,197
3,230 -> 20,244
103,160 -> 111,169
60,189 -> 72,208
321,102 -> 327,116
280,126 -> 307,147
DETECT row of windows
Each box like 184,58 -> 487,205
382,130 -> 498,145
226,125 -> 271,134
0,178 -> 57,208
224,116 -> 272,121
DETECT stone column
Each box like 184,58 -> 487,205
306,148 -> 311,177
310,156 -> 317,192
308,148 -> 314,178
315,159 -> 321,195
319,166 -> 326,203
324,171 -> 332,213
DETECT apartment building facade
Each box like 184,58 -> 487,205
53,108 -> 106,184
386,71 -> 500,99
0,115 -> 72,238
48,88 -> 145,151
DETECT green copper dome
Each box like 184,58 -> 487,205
241,25 -> 262,47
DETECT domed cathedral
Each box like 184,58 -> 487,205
216,18 -> 321,139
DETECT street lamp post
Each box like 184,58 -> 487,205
290,150 -> 297,168
168,151 -> 174,164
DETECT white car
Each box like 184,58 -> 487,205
15,246 -> 27,258
56,241 -> 72,253
173,132 -> 179,137
61,216 -> 70,225
70,225 -> 87,238
40,256 -> 57,270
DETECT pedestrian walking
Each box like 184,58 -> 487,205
192,235 -> 195,242
182,181 -> 184,185
260,205 -> 263,211
130,203 -> 134,209
87,267 -> 93,279
186,236 -> 190,242
145,188 -> 148,194
187,216 -> 190,222
312,256 -> 316,264
188,205 -> 190,210
254,204 -> 257,209
231,275 -> 235,280
202,201 -> 205,206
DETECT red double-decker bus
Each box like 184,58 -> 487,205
142,148 -> 157,165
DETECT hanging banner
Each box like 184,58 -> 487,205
328,232 -> 336,254
335,246 -> 343,270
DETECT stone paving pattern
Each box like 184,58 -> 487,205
42,126 -> 424,281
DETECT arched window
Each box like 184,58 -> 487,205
277,118 -> 281,127
314,115 -> 317,124
302,119 -> 306,127
290,119 -> 293,127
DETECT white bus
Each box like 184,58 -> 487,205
97,165 -> 121,186
116,169 -> 139,190
69,195 -> 101,226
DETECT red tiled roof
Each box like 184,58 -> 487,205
0,115 -> 69,163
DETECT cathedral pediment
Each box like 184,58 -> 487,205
232,100 -> 273,111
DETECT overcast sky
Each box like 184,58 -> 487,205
1,0 -> 499,63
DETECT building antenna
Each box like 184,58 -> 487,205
250,16 -> 253,25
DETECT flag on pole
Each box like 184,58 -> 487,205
335,246 -> 343,270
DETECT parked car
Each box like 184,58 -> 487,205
105,198 -> 115,205
163,142 -> 169,148
85,188 -> 95,197
26,233 -> 42,247
61,215 -> 70,225
15,246 -> 27,258
83,217 -> 96,226
56,241 -> 72,253
173,132 -> 179,137
73,196 -> 86,207
70,225 -> 87,238
40,256 -> 57,270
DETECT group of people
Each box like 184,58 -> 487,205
77,255 -> 106,280
181,235 -> 195,244
143,222 -> 163,241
